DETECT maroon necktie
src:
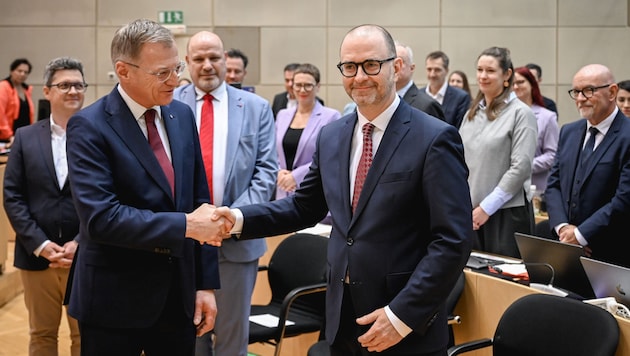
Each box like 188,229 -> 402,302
144,109 -> 175,196
352,123 -> 374,212
199,94 -> 214,199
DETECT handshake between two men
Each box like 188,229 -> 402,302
185,203 -> 236,246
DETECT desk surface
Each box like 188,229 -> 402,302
454,269 -> 630,356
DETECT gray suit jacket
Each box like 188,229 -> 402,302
174,84 -> 278,262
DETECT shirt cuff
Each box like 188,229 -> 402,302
230,208 -> 244,235
384,305 -> 411,338
479,187 -> 513,216
34,240 -> 51,257
574,227 -> 588,246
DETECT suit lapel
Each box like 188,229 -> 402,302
35,120 -> 60,189
224,86 -> 244,186
582,112 -> 623,178
294,103 -> 323,165
104,90 -> 174,200
338,114 -> 356,225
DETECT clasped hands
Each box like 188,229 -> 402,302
186,204 -> 236,247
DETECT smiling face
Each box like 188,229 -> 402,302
186,31 -> 226,93
225,56 -> 246,84
476,55 -> 511,104
449,72 -> 464,89
339,27 -> 400,119
512,72 -> 532,104
43,69 -> 85,120
571,65 -> 617,124
292,72 -> 319,106
426,57 -> 447,90
116,42 -> 180,108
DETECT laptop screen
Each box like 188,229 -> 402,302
580,257 -> 630,307
514,233 -> 594,299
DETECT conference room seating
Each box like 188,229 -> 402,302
248,232 -> 328,356
447,293 -> 620,356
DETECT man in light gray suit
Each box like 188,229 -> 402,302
174,31 -> 277,356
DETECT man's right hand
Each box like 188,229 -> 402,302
186,203 -> 234,246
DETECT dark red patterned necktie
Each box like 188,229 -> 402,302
145,109 -> 174,196
352,123 -> 374,212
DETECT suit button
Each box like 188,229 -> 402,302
347,238 -> 354,246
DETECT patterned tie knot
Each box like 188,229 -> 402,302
363,123 -> 374,136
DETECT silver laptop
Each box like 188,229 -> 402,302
514,232 -> 594,298
580,257 -> 630,307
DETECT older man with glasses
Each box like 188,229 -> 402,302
546,63 -> 630,269
63,19 -> 224,356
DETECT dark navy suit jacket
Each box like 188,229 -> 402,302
4,119 -> 79,271
420,85 -> 471,128
546,110 -> 630,268
65,87 -> 219,328
402,83 -> 445,121
236,100 -> 473,353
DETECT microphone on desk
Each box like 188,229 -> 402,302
494,263 -> 568,297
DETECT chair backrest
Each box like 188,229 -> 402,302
492,294 -> 619,356
268,233 -> 328,313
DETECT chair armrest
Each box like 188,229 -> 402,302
448,315 -> 461,325
274,282 -> 327,342
447,338 -> 493,355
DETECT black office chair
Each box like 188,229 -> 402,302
307,271 -> 466,356
249,232 -> 328,356
447,293 -> 620,356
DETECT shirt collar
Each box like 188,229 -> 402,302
397,80 -> 414,98
195,81 -> 227,103
50,117 -> 65,137
587,106 -> 618,136
356,95 -> 401,133
117,84 -> 161,121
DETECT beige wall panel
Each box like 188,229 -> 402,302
329,0 -> 440,27
442,0 -> 556,26
558,0 -> 627,26
215,0 -> 326,26
260,27 -> 328,85
0,27 -> 97,116
97,0 -> 212,27
558,28 -> 630,86
441,27 -> 557,84
0,0 -> 95,26
214,27 -> 261,86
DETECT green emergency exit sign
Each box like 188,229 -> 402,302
158,11 -> 183,24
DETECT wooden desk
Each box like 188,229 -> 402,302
454,269 -> 630,356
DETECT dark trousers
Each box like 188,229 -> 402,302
79,285 -> 195,356
329,285 -> 446,356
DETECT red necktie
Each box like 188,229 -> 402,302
199,94 -> 214,199
352,123 -> 374,212
144,109 -> 175,196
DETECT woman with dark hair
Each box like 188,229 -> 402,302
448,70 -> 471,97
0,58 -> 34,146
513,66 -> 559,194
616,79 -> 630,117
459,47 -> 537,258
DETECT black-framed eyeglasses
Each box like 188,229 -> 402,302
336,57 -> 396,78
49,82 -> 88,93
568,84 -> 612,100
292,83 -> 316,92
122,60 -> 186,83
